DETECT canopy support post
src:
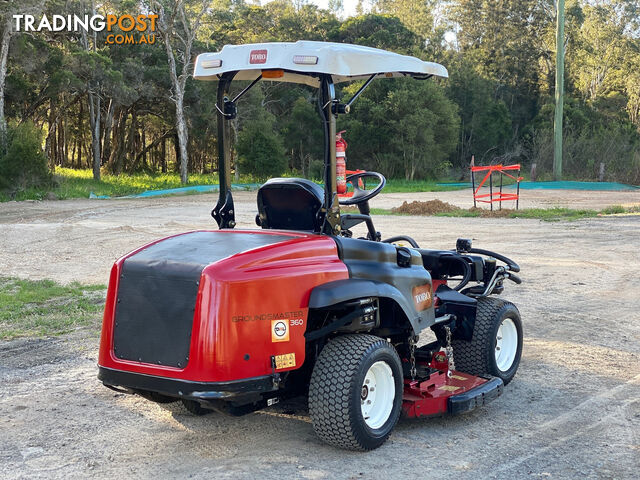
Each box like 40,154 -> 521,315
212,72 -> 237,229
320,75 -> 340,235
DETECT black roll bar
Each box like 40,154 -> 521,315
212,71 -> 377,233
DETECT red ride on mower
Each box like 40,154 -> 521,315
98,41 -> 523,451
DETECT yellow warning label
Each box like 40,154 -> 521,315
271,319 -> 289,342
450,375 -> 467,381
274,353 -> 296,369
438,385 -> 461,392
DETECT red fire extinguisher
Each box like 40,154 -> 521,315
336,130 -> 347,194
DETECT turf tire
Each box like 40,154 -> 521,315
451,297 -> 522,385
308,334 -> 403,451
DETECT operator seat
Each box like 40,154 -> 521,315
257,178 -> 324,231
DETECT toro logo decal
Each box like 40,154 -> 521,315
249,49 -> 267,64
412,284 -> 432,311
271,319 -> 289,342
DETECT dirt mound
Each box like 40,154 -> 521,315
391,201 -> 518,217
392,199 -> 458,215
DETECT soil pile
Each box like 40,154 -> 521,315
392,199 -> 458,215
391,200 -> 518,217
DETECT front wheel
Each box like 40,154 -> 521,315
309,334 -> 403,451
451,298 -> 523,385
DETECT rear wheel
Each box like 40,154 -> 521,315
451,297 -> 522,385
308,334 -> 403,451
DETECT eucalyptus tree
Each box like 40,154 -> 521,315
149,0 -> 210,184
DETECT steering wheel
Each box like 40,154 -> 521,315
338,171 -> 386,206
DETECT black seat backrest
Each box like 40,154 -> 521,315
257,178 -> 324,231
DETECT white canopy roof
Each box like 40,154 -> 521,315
193,41 -> 448,87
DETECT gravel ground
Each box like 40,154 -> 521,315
1,188 -> 639,479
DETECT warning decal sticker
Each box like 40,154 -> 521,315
271,319 -> 289,342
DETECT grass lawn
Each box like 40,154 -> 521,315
0,168 -> 228,201
383,179 -> 462,193
0,168 -> 461,201
353,205 -> 640,221
0,277 -> 106,340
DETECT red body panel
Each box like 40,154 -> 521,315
98,230 -> 348,382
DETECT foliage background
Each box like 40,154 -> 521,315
1,0 -> 639,195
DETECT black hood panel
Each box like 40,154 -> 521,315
112,231 -> 294,368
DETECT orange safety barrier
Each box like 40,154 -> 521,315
471,164 -> 523,210
338,169 -> 366,198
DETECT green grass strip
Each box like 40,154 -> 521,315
0,277 -> 106,340
0,168 -> 463,202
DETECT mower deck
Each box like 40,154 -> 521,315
401,352 -> 504,418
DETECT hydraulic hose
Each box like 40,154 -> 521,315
449,255 -> 472,291
468,247 -> 520,272
381,235 -> 420,248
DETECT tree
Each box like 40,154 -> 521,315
1,0 -> 638,187
236,110 -> 286,179
151,0 -> 210,184
281,96 -> 323,176
333,14 -> 420,52
341,78 -> 459,180
373,0 -> 435,41
0,121 -> 50,191
388,79 -> 459,179
0,11 -> 13,153
80,0 -> 101,180
447,58 -> 512,166
449,0 -> 551,130
0,0 -> 44,153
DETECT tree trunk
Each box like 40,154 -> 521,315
161,29 -> 190,182
111,107 -> 128,174
161,137 -> 167,173
141,127 -> 147,169
102,99 -> 114,166
131,131 -> 172,170
0,18 -> 12,154
80,0 -> 101,180
88,92 -> 101,179
173,89 -> 189,182
154,0 -> 209,184
45,100 -> 56,171
173,133 -> 180,172
57,116 -> 64,166
76,100 -> 83,168
124,109 -> 137,172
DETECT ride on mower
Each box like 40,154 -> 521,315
98,41 -> 523,451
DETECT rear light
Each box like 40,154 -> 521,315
201,59 -> 222,68
262,69 -> 284,78
293,55 -> 318,65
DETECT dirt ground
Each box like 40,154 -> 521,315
1,188 -> 640,479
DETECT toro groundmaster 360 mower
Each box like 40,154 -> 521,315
98,41 -> 523,451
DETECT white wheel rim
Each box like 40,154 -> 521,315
495,317 -> 518,372
361,361 -> 395,429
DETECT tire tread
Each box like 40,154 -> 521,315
451,297 -> 514,376
308,334 -> 396,451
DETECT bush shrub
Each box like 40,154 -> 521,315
0,122 -> 51,192
527,98 -> 640,184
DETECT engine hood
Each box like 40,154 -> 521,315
99,229 -> 348,382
